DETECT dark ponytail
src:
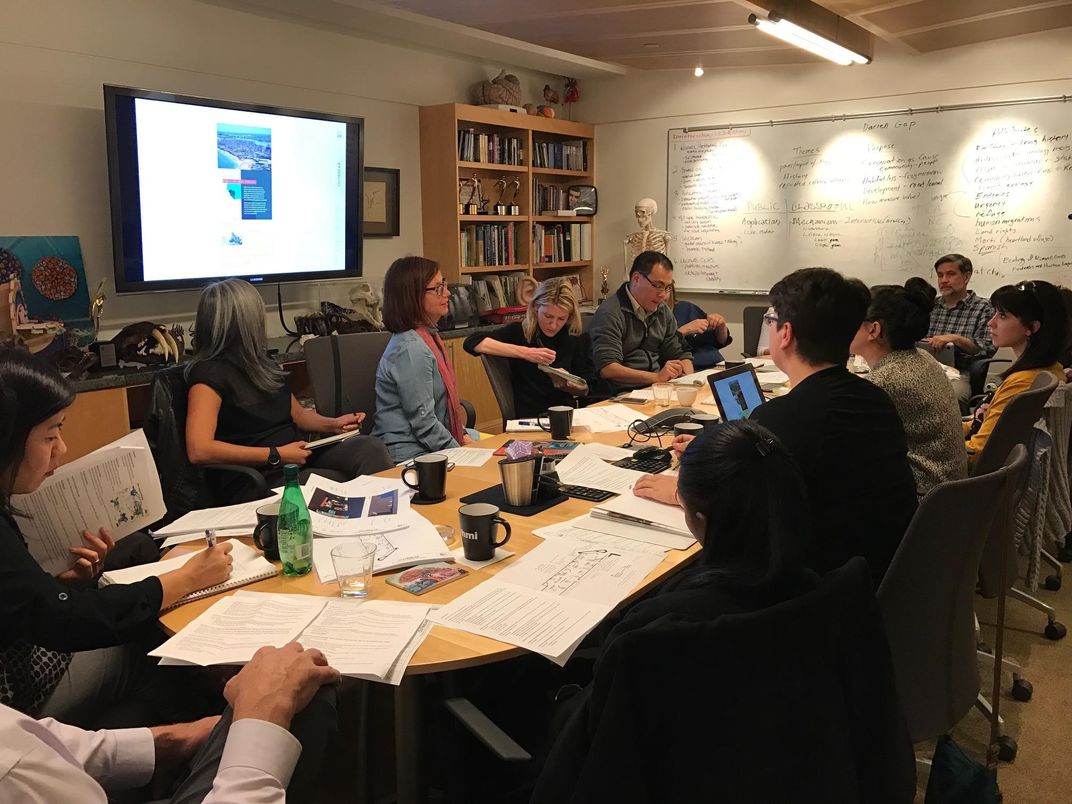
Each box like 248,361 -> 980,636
676,420 -> 808,591
0,348 -> 76,516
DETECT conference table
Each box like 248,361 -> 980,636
159,382 -> 735,802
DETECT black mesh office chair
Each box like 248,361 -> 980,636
741,305 -> 768,358
479,354 -> 516,431
143,366 -> 269,525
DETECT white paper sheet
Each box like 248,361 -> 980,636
150,591 -> 327,666
451,546 -> 514,570
570,404 -> 645,432
533,517 -> 669,556
505,420 -> 544,433
429,581 -> 610,666
566,443 -> 635,461
572,514 -> 695,551
151,496 -> 280,537
101,539 -> 271,587
302,474 -> 410,536
553,451 -> 645,494
427,447 -> 495,467
160,527 -> 251,549
312,513 -> 452,582
296,600 -> 430,681
494,539 -> 663,607
383,618 -> 435,685
591,493 -> 691,536
745,357 -> 774,369
13,430 -> 165,575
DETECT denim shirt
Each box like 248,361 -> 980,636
372,329 -> 459,464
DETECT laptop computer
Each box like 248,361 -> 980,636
707,364 -> 767,421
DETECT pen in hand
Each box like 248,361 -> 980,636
205,529 -> 217,548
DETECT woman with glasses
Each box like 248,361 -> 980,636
463,278 -> 591,418
373,257 -> 475,464
965,279 -> 1068,463
186,279 -> 391,495
850,281 -> 966,493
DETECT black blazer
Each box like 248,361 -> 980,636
0,512 -> 163,653
532,558 -> 914,804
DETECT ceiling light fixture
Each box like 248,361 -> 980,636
694,66 -> 705,77
748,12 -> 870,66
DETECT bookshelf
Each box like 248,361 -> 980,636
418,103 -> 596,303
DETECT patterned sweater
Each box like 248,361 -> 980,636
869,349 -> 968,493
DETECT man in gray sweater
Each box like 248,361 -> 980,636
589,251 -> 693,393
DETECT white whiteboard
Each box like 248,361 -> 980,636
667,97 -> 1072,293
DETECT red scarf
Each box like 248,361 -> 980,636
415,326 -> 465,444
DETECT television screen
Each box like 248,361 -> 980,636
104,85 -> 364,293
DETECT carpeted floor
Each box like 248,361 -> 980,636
912,561 -> 1072,802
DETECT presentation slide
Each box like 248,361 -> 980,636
133,98 -> 348,282
712,373 -> 765,420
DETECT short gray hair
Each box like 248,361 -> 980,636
185,279 -> 285,393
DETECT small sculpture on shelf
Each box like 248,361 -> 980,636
348,281 -> 384,330
599,265 -> 610,302
624,197 -> 672,269
492,177 -> 508,215
472,70 -> 522,108
89,279 -> 106,339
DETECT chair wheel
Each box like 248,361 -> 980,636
1044,621 -> 1067,641
1045,574 -> 1062,591
1012,678 -> 1033,702
997,735 -> 1017,762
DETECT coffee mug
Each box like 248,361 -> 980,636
252,500 -> 282,561
674,421 -> 705,438
459,502 -> 512,561
689,413 -> 719,433
538,405 -> 574,440
499,454 -> 544,507
402,454 -> 453,501
675,384 -> 700,406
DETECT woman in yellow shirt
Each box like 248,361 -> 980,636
965,280 -> 1068,463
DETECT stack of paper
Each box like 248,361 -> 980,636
553,445 -> 646,494
302,474 -> 412,537
312,510 -> 452,582
586,493 -> 695,550
430,537 -> 664,665
13,430 -> 165,575
534,516 -> 670,556
152,496 -> 281,547
151,590 -> 433,684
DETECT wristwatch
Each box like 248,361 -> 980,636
267,446 -> 282,469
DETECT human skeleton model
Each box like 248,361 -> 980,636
624,197 -> 672,272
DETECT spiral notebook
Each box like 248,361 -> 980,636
100,539 -> 278,611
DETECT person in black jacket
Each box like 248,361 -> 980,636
463,278 -> 591,418
0,348 -> 233,727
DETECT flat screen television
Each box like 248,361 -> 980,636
104,85 -> 364,294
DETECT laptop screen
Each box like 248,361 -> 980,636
707,364 -> 766,421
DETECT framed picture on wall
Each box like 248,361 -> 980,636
363,167 -> 400,237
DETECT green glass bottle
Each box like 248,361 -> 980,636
278,464 -> 312,577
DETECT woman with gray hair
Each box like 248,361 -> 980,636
185,279 -> 391,495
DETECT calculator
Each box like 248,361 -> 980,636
612,456 -> 671,474
558,484 -> 615,502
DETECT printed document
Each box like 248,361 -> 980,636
311,512 -> 452,581
553,449 -> 645,494
13,430 -> 165,575
534,517 -> 669,556
302,474 -> 410,536
152,496 -> 280,538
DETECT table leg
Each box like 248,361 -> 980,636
394,676 -> 425,804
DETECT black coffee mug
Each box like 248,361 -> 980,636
538,405 -> 574,440
252,500 -> 282,561
402,454 -> 453,501
459,502 -> 512,561
674,421 -> 705,438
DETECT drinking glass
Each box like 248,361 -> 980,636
653,382 -> 673,407
330,541 -> 378,598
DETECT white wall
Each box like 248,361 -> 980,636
0,0 -> 558,337
577,28 -> 1072,358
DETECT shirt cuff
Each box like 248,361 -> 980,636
219,719 -> 302,787
110,727 -> 156,789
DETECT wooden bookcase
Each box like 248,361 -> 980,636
418,103 -> 596,303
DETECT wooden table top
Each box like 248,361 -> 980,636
160,392 -> 722,674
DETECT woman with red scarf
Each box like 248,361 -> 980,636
373,257 -> 473,464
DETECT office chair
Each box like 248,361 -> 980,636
305,331 -> 477,433
304,331 -> 393,433
968,355 -> 1011,399
478,354 -> 516,431
878,446 -> 1026,763
533,558 -> 915,804
741,305 -> 767,358
1036,383 -> 1072,587
143,366 -> 269,525
915,340 -> 955,367
973,373 -> 1063,639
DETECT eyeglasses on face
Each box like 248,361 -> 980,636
424,282 -> 449,296
762,313 -> 781,326
638,272 -> 674,294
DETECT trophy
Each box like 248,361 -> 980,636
492,177 -> 508,216
458,177 -> 479,216
599,265 -> 610,302
506,178 -> 521,216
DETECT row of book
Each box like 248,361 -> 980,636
457,129 -> 524,165
460,223 -> 519,268
532,140 -> 588,171
533,223 -> 591,263
532,181 -> 569,214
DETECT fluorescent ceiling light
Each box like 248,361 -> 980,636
748,13 -> 870,66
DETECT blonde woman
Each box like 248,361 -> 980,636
464,278 -> 591,417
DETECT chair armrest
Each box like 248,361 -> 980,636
968,357 -> 1011,397
203,463 -> 270,499
460,399 -> 476,429
443,698 -> 531,761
